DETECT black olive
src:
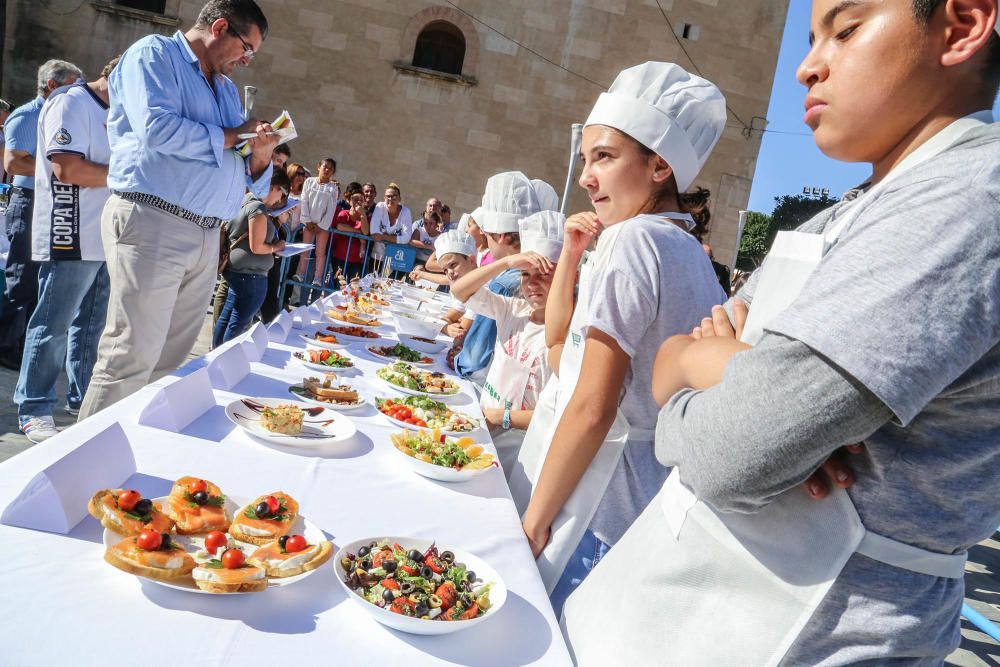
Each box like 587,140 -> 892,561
414,602 -> 429,617
357,545 -> 370,558
360,558 -> 371,570
278,535 -> 289,549
160,533 -> 172,549
134,498 -> 153,514
192,490 -> 208,505
420,565 -> 433,579
440,550 -> 455,564
383,560 -> 397,574
407,549 -> 423,562
460,593 -> 473,607
466,571 -> 476,583
400,582 -> 415,595
382,588 -> 396,603
255,501 -> 270,517
369,540 -> 378,548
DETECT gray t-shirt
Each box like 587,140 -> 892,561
657,120 -> 1000,664
582,215 -> 726,545
227,192 -> 275,276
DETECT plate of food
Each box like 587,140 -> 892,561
394,311 -> 444,340
389,429 -> 496,482
330,304 -> 379,322
98,479 -> 332,595
225,397 -> 357,445
300,330 -> 347,350
398,334 -> 448,354
293,348 -> 355,372
367,343 -> 434,366
376,362 -> 460,398
328,310 -> 382,327
289,375 -> 367,411
375,396 -> 480,434
335,537 -> 506,635
326,324 -> 384,342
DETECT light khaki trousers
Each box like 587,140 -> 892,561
79,195 -> 219,419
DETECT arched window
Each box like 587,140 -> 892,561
412,21 -> 465,76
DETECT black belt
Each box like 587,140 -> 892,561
111,190 -> 223,230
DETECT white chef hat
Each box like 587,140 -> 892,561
434,230 -> 476,259
531,179 -> 560,212
457,213 -> 471,234
585,62 -> 726,192
520,210 -> 565,262
477,171 -> 540,234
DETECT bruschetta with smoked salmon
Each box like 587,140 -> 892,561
192,546 -> 267,593
166,477 -> 231,535
88,488 -> 175,536
248,534 -> 333,578
229,492 -> 299,546
104,528 -> 195,582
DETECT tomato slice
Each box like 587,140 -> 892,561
424,556 -> 444,573
381,578 -> 399,590
399,564 -> 417,576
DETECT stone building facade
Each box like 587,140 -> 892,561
2,0 -> 788,262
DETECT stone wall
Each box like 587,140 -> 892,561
2,0 -> 789,263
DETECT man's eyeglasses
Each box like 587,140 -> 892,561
227,26 -> 256,61
385,194 -> 400,200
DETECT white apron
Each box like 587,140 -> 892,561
509,375 -> 559,516
527,212 -> 695,592
480,343 -> 534,477
561,116 -> 987,666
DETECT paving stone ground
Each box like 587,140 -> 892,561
0,315 -> 997,663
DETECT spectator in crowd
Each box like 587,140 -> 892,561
295,157 -> 339,287
271,142 -> 290,170
283,161 -> 307,230
414,196 -> 441,229
440,203 -> 453,229
702,242 -> 732,296
79,0 -> 278,420
361,181 -> 378,218
213,169 -> 288,347
0,59 -> 83,371
369,182 -> 412,268
459,210 -> 494,266
0,98 -> 12,178
331,181 -> 370,279
409,210 -> 444,262
14,59 -> 116,442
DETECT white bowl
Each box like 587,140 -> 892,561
388,433 -> 496,483
394,312 -> 444,340
398,334 -> 448,354
334,536 -> 507,635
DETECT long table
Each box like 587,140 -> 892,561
0,302 -> 572,666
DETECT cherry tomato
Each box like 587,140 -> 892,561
117,489 -> 141,512
284,534 -> 307,553
390,597 -> 415,615
222,548 -> 246,569
406,418 -> 418,425
205,531 -> 227,555
399,564 -> 417,576
398,407 -> 412,419
187,479 -> 207,495
381,578 -> 400,590
414,419 -> 427,428
136,528 -> 162,551
424,556 -> 444,573
320,349 -> 331,361
265,495 -> 280,514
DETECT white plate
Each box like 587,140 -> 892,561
101,495 -> 329,595
293,351 -> 356,374
377,375 -> 461,400
373,398 -> 481,435
397,334 -> 448,354
325,329 -> 387,344
287,385 -> 368,412
388,432 -> 496,482
325,311 -> 383,328
367,345 -> 435,367
334,536 -> 507,635
394,314 -> 445,341
225,397 -> 357,445
299,333 -> 347,350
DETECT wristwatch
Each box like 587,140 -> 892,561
502,405 -> 512,430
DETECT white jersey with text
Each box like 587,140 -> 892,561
32,81 -> 110,261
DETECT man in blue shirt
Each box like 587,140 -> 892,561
0,60 -> 83,370
79,0 -> 278,419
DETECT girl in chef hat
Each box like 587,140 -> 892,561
519,61 -> 727,612
451,210 -> 566,475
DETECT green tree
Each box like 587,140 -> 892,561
736,211 -> 772,270
767,193 -> 839,245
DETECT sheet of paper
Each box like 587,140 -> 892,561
0,422 -> 136,534
275,242 -> 314,258
269,197 -> 300,218
137,367 -> 216,432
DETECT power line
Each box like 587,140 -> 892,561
442,0 -> 606,90
652,0 -> 752,132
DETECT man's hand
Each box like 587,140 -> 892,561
409,268 -> 423,282
246,121 -> 279,160
691,300 -> 748,340
444,322 -> 465,339
803,444 -> 865,499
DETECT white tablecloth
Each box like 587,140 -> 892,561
0,312 -> 572,666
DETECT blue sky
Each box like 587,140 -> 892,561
747,0 -> 1000,213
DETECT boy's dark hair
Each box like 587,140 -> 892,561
195,0 -> 268,39
270,169 -> 290,191
345,181 -> 363,197
321,157 -> 337,170
912,0 -> 999,95
100,55 -> 121,80
274,143 -> 291,158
